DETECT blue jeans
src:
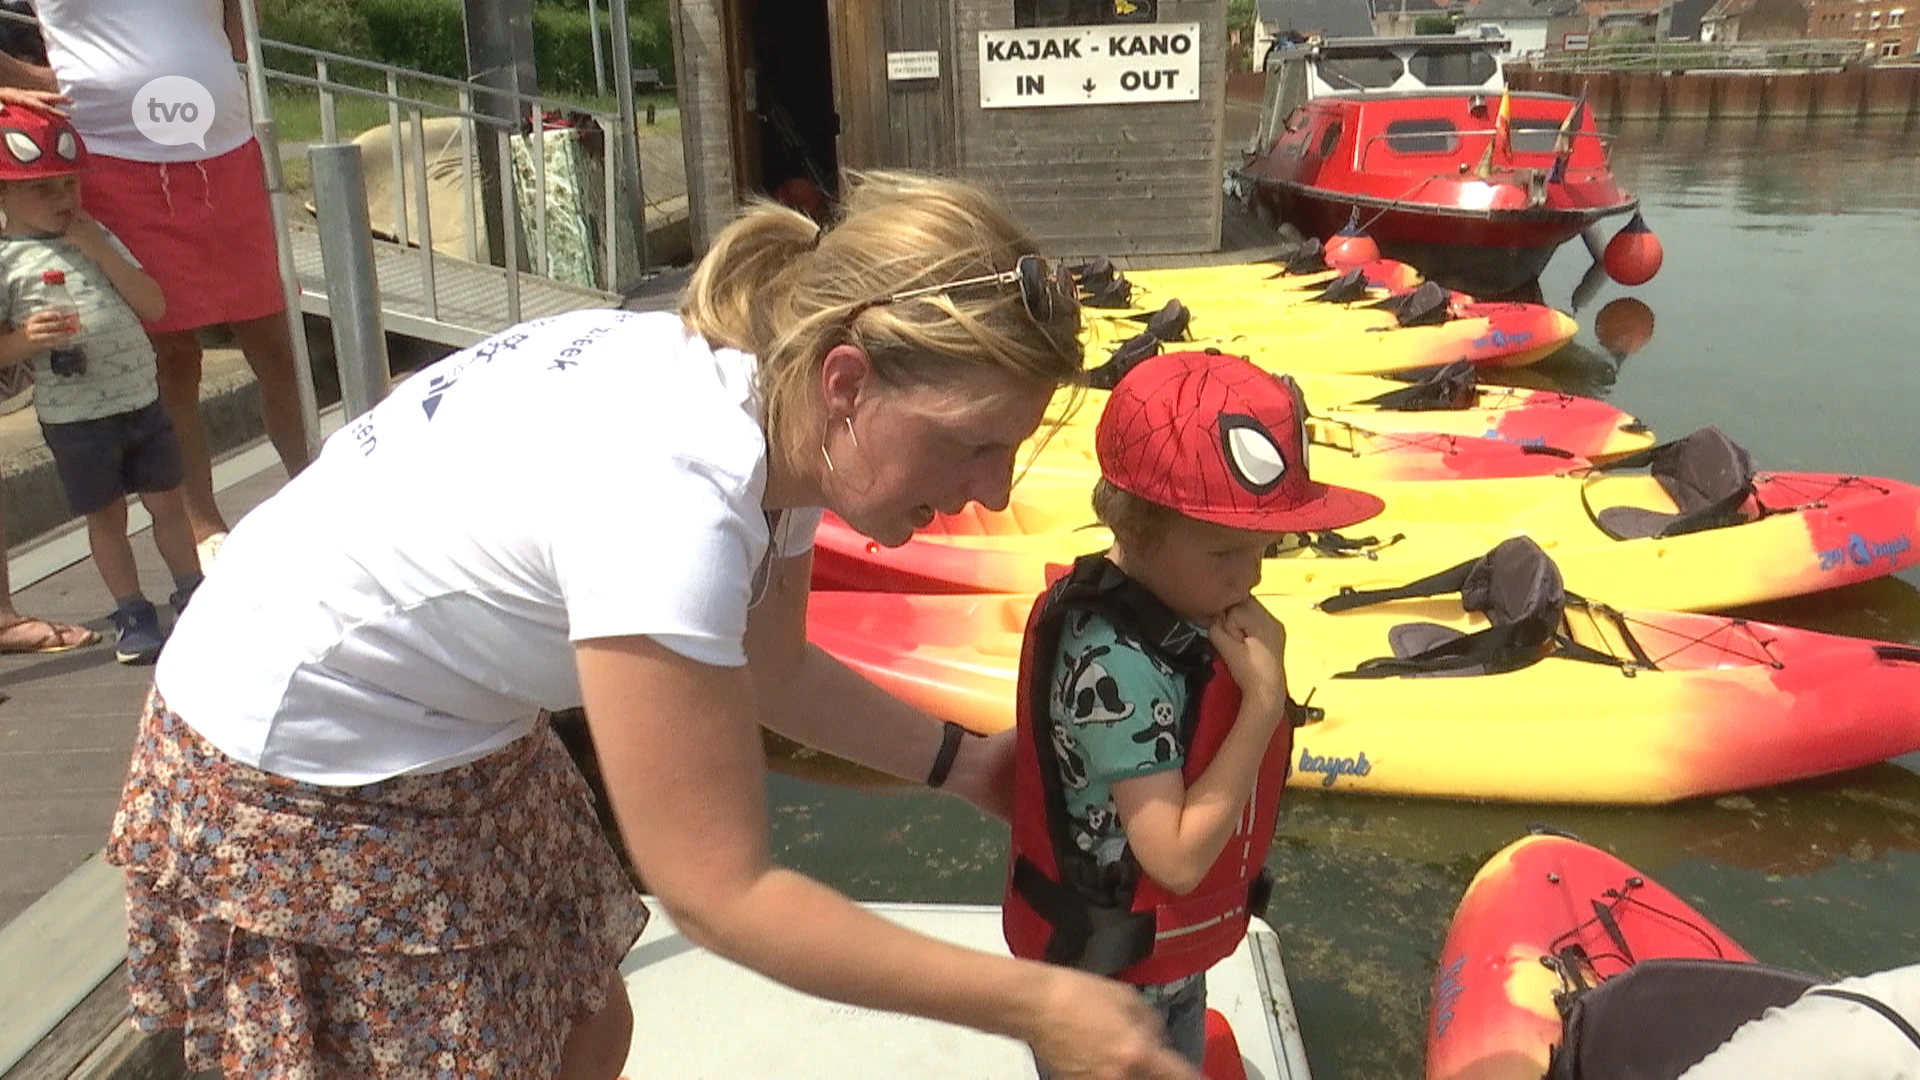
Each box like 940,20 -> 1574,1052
1142,973 -> 1209,1068
1035,973 -> 1208,1076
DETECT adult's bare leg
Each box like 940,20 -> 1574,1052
227,311 -> 313,482
148,329 -> 226,541
556,970 -> 634,1080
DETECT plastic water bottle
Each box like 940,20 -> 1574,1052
40,269 -> 85,377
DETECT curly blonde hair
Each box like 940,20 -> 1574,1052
680,171 -> 1085,469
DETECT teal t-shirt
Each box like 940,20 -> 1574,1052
1046,607 -> 1195,873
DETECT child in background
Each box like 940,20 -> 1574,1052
0,102 -> 198,663
1004,350 -> 1385,1067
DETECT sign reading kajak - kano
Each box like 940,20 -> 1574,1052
978,23 -> 1202,108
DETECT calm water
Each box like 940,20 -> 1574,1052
765,116 -> 1920,1078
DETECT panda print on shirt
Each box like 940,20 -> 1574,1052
1048,609 -> 1192,872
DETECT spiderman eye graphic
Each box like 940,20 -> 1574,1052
55,131 -> 77,161
1220,413 -> 1287,494
4,130 -> 41,164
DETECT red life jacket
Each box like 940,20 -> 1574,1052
1003,553 -> 1294,986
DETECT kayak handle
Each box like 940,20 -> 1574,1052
1874,645 -> 1920,665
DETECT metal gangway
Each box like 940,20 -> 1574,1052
237,3 -> 672,351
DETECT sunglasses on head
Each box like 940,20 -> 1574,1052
846,253 -> 1078,326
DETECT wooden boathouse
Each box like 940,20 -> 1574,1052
668,0 -> 1233,257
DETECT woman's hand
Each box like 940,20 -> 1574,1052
940,727 -> 1016,822
0,87 -> 68,113
1207,599 -> 1288,719
1025,967 -> 1206,1080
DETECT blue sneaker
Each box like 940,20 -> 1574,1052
169,577 -> 202,618
111,599 -> 165,665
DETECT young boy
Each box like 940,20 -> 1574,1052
1004,349 -> 1385,1067
0,103 -> 199,664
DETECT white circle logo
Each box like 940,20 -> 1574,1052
132,76 -> 216,149
1223,416 -> 1287,493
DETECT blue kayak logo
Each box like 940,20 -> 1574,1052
1432,955 -> 1467,1039
1481,430 -> 1548,447
1817,532 -> 1912,572
1297,748 -> 1372,788
1471,329 -> 1533,352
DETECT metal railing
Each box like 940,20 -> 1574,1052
1527,39 -> 1872,72
1356,126 -> 1618,174
258,36 -> 657,310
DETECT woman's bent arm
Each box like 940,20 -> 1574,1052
575,634 -> 1199,1080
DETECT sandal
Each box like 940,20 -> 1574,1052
0,616 -> 102,654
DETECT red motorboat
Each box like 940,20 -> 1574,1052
1233,35 -> 1644,296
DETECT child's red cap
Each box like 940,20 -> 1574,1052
1095,350 -> 1385,534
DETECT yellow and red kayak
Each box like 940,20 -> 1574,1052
1081,299 -> 1577,375
1119,256 -> 1427,297
1027,416 -> 1589,485
1045,371 -> 1656,464
805,591 -> 1920,804
812,471 -> 1920,612
1427,832 -> 1757,1080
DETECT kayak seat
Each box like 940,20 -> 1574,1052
1548,958 -> 1821,1080
1595,504 -> 1687,540
1590,428 -> 1757,541
1594,503 -> 1753,541
1386,623 -> 1489,677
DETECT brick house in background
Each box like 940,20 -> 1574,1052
1456,0 -> 1590,53
1699,0 -> 1810,40
1251,0 -> 1375,63
1804,0 -> 1916,58
1374,0 -> 1455,36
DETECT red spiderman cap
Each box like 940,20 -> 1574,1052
0,104 -> 87,183
1096,350 -> 1385,533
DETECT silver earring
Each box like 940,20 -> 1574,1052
822,416 -> 858,474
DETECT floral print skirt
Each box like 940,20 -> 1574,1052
106,689 -> 649,1078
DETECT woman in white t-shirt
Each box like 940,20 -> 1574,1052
104,173 -> 1205,1080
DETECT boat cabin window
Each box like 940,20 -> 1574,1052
1405,49 -> 1499,87
1382,118 -> 1460,155
1317,55 -> 1404,91
1509,117 -> 1562,154
1318,121 -> 1344,159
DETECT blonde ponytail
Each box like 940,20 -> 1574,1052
681,171 -> 1084,470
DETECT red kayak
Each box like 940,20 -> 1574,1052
1428,832 -> 1823,1079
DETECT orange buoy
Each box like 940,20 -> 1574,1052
1325,208 -> 1381,269
1594,296 -> 1656,360
1603,211 -> 1664,286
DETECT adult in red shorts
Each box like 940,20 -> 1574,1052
0,0 -> 311,562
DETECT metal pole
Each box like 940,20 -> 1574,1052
608,0 -> 650,273
463,0 -> 537,272
588,0 -> 609,97
236,0 -> 323,461
307,145 -> 391,422
410,109 -> 440,321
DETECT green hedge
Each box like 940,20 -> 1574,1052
264,0 -> 673,94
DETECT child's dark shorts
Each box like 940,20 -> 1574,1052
40,399 -> 185,516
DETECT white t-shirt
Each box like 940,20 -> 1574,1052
1679,964 -> 1920,1079
36,0 -> 255,162
156,310 -> 822,785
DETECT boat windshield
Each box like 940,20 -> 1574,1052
1510,117 -> 1563,153
1317,54 -> 1404,91
1405,48 -> 1500,87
